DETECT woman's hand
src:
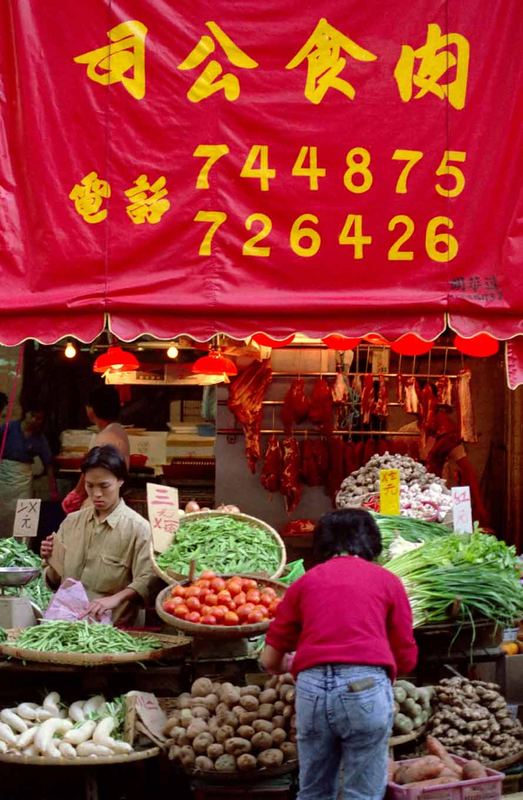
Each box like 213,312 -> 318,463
81,594 -> 121,621
40,534 -> 55,561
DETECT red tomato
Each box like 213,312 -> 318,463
201,614 -> 217,625
269,598 -> 281,615
241,578 -> 258,591
185,611 -> 201,623
200,604 -> 213,617
203,592 -> 218,606
226,579 -> 243,596
195,579 -> 211,590
162,599 -> 179,615
210,577 -> 226,592
172,585 -> 187,597
261,586 -> 277,599
253,604 -> 269,619
236,602 -> 255,621
185,586 -> 203,599
186,596 -> 201,611
259,592 -> 274,608
246,589 -> 261,604
200,570 -> 216,580
212,606 -> 226,623
247,609 -> 265,624
216,590 -> 232,605
224,611 -> 240,626
232,591 -> 247,608
174,604 -> 189,618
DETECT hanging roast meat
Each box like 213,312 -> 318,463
327,436 -> 345,503
228,359 -> 273,472
301,438 -> 328,486
373,375 -> 389,418
360,374 -> 375,424
457,368 -> 478,443
280,436 -> 301,512
436,375 -> 453,406
260,435 -> 282,493
281,378 -> 310,435
403,377 -> 420,414
308,378 -> 334,434
419,382 -> 438,434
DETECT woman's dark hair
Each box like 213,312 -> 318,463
312,508 -> 382,563
0,393 -> 8,413
81,445 -> 128,481
87,386 -> 121,421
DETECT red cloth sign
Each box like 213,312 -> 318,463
0,1 -> 522,345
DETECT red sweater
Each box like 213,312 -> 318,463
266,556 -> 417,680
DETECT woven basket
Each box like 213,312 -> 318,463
0,628 -> 191,666
155,576 -> 287,640
151,511 -> 287,584
0,745 -> 160,767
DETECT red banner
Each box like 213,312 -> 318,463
0,1 -> 522,344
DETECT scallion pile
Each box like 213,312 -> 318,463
384,530 -> 523,628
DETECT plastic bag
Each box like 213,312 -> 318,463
43,578 -> 111,623
279,559 -> 305,585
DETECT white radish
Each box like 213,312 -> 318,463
16,727 -> 37,749
16,703 -> 39,721
0,709 -> 28,733
0,722 -> 18,746
58,741 -> 77,759
83,695 -> 106,716
76,742 -> 113,757
0,741 -> 7,754
45,739 -> 62,758
68,701 -> 85,723
43,692 -> 61,716
106,739 -> 132,754
22,745 -> 37,757
63,720 -> 96,745
34,718 -> 72,754
35,708 -> 53,722
92,717 -> 115,745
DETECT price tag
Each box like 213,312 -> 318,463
147,483 -> 179,553
126,691 -> 168,744
451,486 -> 473,533
13,498 -> 41,538
379,469 -> 400,515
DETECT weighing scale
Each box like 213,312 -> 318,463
0,566 -> 41,628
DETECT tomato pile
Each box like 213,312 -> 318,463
161,571 -> 282,626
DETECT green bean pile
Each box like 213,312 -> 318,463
15,621 -> 163,654
156,515 -> 281,576
0,538 -> 52,611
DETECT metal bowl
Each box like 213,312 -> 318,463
0,567 -> 41,587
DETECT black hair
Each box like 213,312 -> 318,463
87,386 -> 121,421
0,393 -> 8,412
312,508 -> 382,564
81,445 -> 128,481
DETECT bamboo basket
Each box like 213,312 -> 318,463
0,628 -> 191,666
150,511 -> 287,584
155,576 -> 287,639
0,746 -> 160,767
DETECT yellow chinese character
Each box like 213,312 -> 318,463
178,21 -> 258,103
286,17 -> 377,104
73,20 -> 147,100
124,175 -> 170,224
69,171 -> 110,224
394,23 -> 469,110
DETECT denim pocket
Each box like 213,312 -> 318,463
338,678 -> 393,739
296,689 -> 319,738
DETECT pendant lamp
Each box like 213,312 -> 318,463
191,348 -> 238,376
93,346 -> 140,373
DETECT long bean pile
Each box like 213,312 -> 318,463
156,515 -> 282,576
385,531 -> 523,628
0,538 -> 52,611
15,621 -> 163,654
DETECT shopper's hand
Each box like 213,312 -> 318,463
61,490 -> 84,514
40,534 -> 55,561
81,595 -> 120,621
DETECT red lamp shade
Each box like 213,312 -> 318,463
93,346 -> 139,373
191,349 -> 238,376
252,333 -> 295,348
322,334 -> 361,350
363,333 -> 390,346
391,334 -> 435,356
454,334 -> 500,357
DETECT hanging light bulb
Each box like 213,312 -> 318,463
64,341 -> 77,359
167,344 -> 179,359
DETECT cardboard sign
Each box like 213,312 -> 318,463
379,468 -> 400,516
146,483 -> 179,553
13,498 -> 41,538
125,691 -> 167,745
452,486 -> 473,533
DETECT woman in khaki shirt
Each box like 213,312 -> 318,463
41,445 -> 158,624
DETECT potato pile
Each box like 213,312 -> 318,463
427,676 -> 523,762
165,675 -> 297,773
393,679 -> 433,736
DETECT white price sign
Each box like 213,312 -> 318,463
147,483 -> 179,553
13,498 -> 41,538
451,486 -> 473,533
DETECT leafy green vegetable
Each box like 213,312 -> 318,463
14,621 -> 163,654
156,515 -> 281,576
0,628 -> 7,644
0,538 -> 52,611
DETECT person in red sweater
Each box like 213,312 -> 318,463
261,508 -> 417,800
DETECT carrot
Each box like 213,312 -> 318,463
425,735 -> 462,778
394,756 -> 444,785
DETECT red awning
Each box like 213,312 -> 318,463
1,1 -> 522,376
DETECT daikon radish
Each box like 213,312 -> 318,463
0,709 -> 28,733
16,727 -> 37,749
68,701 -> 85,723
42,692 -> 61,716
76,742 -> 113,757
59,741 -> 78,759
34,718 -> 72,754
0,722 -> 18,747
63,720 -> 96,745
16,703 -> 39,721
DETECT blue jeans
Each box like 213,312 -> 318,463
295,664 -> 393,800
